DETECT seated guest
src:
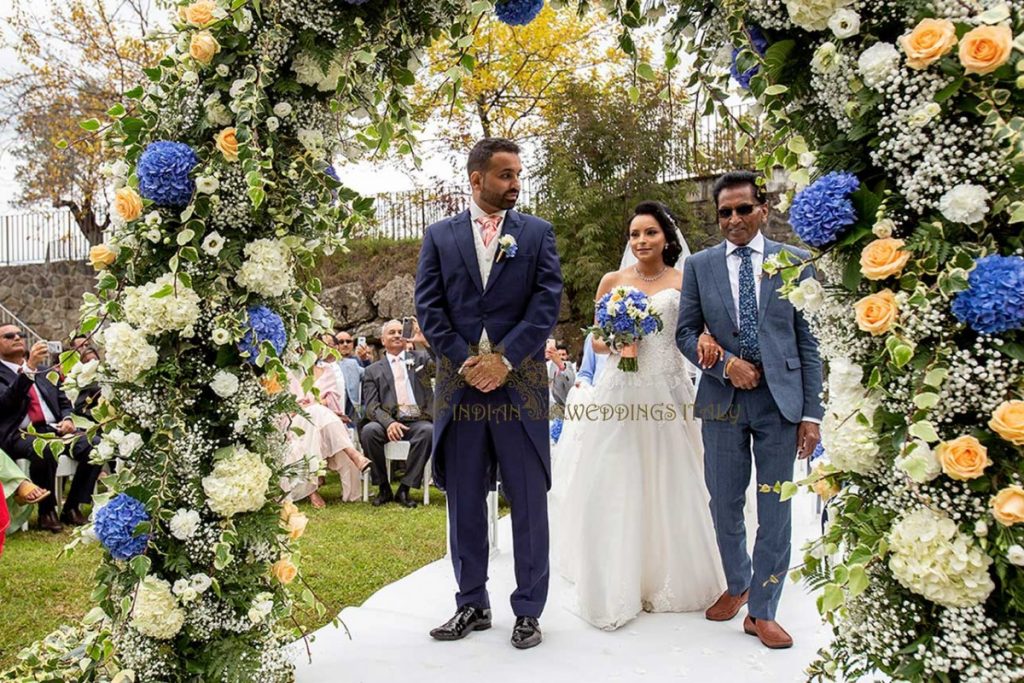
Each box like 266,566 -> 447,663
1,448 -> 50,547
360,319 -> 434,508
283,362 -> 372,507
334,331 -> 365,425
0,326 -> 100,531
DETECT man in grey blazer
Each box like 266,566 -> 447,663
360,320 -> 434,508
676,171 -> 823,650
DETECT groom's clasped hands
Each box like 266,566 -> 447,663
461,353 -> 510,392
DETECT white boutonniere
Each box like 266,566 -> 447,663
496,234 -> 518,262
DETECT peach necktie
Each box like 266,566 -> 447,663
476,214 -> 501,247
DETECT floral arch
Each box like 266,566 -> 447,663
5,0 -> 1024,681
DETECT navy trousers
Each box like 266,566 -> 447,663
701,381 -> 798,621
441,388 -> 549,618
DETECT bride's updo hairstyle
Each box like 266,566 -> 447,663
628,201 -> 685,267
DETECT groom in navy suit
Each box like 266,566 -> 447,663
415,138 -> 562,650
676,171 -> 823,650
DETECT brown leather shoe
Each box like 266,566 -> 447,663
60,507 -> 88,526
743,615 -> 793,649
37,511 -> 63,534
705,589 -> 748,621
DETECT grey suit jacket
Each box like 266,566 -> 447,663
675,238 -> 824,424
361,349 -> 435,428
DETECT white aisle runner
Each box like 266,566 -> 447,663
293,494 -> 830,683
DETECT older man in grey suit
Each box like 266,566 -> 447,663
676,171 -> 823,650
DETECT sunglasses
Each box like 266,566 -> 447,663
717,203 -> 761,219
336,339 -> 353,344
1,332 -> 26,340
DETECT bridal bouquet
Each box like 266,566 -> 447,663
588,286 -> 662,372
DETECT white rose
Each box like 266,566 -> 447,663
212,328 -> 231,345
229,78 -> 248,99
796,277 -> 825,312
974,520 -> 989,537
266,116 -> 279,132
202,231 -> 225,256
172,578 -> 190,596
209,370 -> 240,398
1008,544 -> 1024,567
938,183 -> 991,225
144,228 -> 162,243
907,102 -> 941,128
169,508 -> 201,540
828,8 -> 860,39
273,101 -> 292,117
216,64 -> 230,77
190,573 -> 213,593
195,176 -> 220,194
811,42 -> 840,74
144,211 -> 161,227
858,42 -> 900,89
118,432 -> 144,458
235,9 -> 252,32
872,218 -> 896,238
181,70 -> 199,85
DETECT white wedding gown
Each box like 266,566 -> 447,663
552,288 -> 727,630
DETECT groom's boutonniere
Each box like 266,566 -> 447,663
496,234 -> 518,262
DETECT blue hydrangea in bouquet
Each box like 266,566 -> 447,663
587,286 -> 662,372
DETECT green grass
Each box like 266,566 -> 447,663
0,479 -> 450,670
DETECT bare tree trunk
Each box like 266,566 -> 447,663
54,200 -> 108,246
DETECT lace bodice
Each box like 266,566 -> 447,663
599,288 -> 694,389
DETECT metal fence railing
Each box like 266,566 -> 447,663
0,211 -> 96,266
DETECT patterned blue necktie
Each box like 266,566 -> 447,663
734,246 -> 761,364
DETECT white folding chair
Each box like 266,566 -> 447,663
53,454 -> 78,512
384,440 -> 430,504
349,426 -> 370,503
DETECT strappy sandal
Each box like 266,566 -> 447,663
14,481 -> 50,505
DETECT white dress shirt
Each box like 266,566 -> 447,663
724,230 -> 765,325
2,358 -> 57,428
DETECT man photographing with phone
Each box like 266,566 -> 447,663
0,325 -> 101,531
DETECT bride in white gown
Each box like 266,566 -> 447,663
552,201 -> 728,631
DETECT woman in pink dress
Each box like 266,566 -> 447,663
284,363 -> 372,507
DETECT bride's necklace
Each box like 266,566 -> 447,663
633,264 -> 667,282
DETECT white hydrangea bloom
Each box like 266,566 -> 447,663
858,42 -> 900,89
209,370 -> 240,398
101,322 -> 158,383
202,446 -> 272,517
785,0 -> 851,31
235,239 -> 294,298
169,508 -> 201,540
122,274 -> 202,338
888,508 -> 995,608
938,183 -> 991,225
132,577 -> 186,640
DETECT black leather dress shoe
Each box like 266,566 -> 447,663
395,487 -> 419,509
60,507 -> 88,526
429,605 -> 492,641
511,616 -> 542,650
38,511 -> 63,533
371,486 -> 393,507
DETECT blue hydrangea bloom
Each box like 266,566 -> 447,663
951,255 -> 1024,334
789,172 -> 860,247
136,141 -> 198,208
594,289 -> 661,339
730,26 -> 769,90
504,243 -> 518,258
495,0 -> 544,26
240,305 -> 288,359
95,494 -> 150,561
550,418 -> 563,443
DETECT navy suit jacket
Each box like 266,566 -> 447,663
675,238 -> 824,424
415,209 -> 563,488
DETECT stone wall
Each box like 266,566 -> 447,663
0,261 -> 95,341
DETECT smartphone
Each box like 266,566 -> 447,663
46,340 -> 63,354
546,337 -> 556,351
357,336 -> 367,348
401,317 -> 414,340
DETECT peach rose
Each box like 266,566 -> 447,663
992,485 -> 1024,526
189,31 -> 220,65
183,0 -> 217,27
215,127 -> 239,161
286,512 -> 308,541
899,18 -> 957,70
811,465 -> 840,502
937,435 -> 991,481
854,289 -> 898,336
860,238 -> 912,280
989,400 -> 1024,445
271,557 -> 298,585
280,500 -> 299,523
89,244 -> 118,271
959,24 -> 1013,75
261,375 -> 283,395
113,186 -> 143,222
